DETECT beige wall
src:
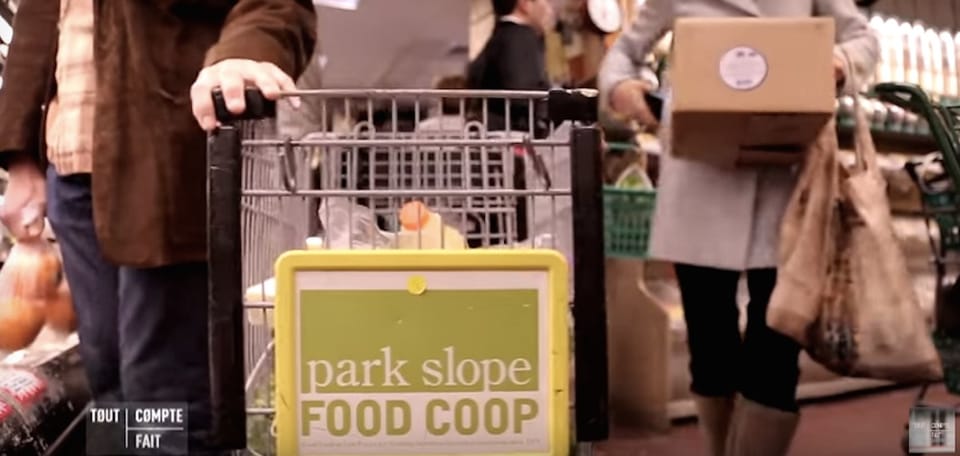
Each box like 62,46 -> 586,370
318,0 -> 469,88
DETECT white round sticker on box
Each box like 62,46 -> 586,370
718,46 -> 768,91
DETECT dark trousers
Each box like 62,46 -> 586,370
674,264 -> 802,412
46,167 -> 215,452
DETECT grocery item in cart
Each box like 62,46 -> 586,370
397,200 -> 467,250
244,235 -> 329,328
317,197 -> 396,249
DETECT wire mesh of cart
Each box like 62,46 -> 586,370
875,82 -> 960,454
204,88 -> 611,455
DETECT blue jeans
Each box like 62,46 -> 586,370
46,167 -> 217,453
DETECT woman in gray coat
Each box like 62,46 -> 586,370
598,1 -> 878,455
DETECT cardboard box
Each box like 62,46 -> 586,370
669,17 -> 836,167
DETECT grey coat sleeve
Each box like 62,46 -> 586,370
815,0 -> 880,94
597,0 -> 673,103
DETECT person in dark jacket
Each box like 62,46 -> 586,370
467,0 -> 555,135
0,1 -> 316,453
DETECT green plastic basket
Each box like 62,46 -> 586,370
603,186 -> 657,258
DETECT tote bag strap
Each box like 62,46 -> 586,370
852,94 -> 879,174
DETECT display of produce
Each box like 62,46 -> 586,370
0,237 -> 75,351
0,294 -> 44,352
44,280 -> 75,334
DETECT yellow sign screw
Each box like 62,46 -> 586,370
407,275 -> 427,295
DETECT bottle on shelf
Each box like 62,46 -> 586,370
871,99 -> 889,130
925,28 -> 943,98
907,22 -> 924,87
396,201 -> 467,250
901,21 -> 915,84
870,15 -> 888,84
887,18 -> 906,83
954,31 -> 960,97
941,31 -> 958,99
887,104 -> 907,133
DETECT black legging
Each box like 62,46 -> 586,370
674,264 -> 802,412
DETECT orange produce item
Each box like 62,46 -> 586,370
0,237 -> 69,350
45,279 -> 76,334
0,297 -> 45,351
400,201 -> 431,231
2,239 -> 62,300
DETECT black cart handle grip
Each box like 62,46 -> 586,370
211,87 -> 277,123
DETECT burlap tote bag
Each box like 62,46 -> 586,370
765,114 -> 842,344
769,100 -> 942,383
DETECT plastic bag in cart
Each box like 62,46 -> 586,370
0,237 -> 75,351
318,197 -> 397,249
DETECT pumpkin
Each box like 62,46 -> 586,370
45,279 -> 76,334
0,238 -> 70,350
0,297 -> 45,351
3,239 -> 62,300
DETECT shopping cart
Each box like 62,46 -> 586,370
874,82 -> 960,454
204,88 -> 610,455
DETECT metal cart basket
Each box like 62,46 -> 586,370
205,88 -> 610,455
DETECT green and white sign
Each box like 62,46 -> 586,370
274,251 -> 569,456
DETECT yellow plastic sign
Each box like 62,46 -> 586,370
273,250 -> 570,455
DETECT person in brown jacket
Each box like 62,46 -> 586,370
0,0 -> 316,453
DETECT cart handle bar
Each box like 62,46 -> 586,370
211,87 -> 600,124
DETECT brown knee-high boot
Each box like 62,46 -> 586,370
694,394 -> 736,456
725,397 -> 800,456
